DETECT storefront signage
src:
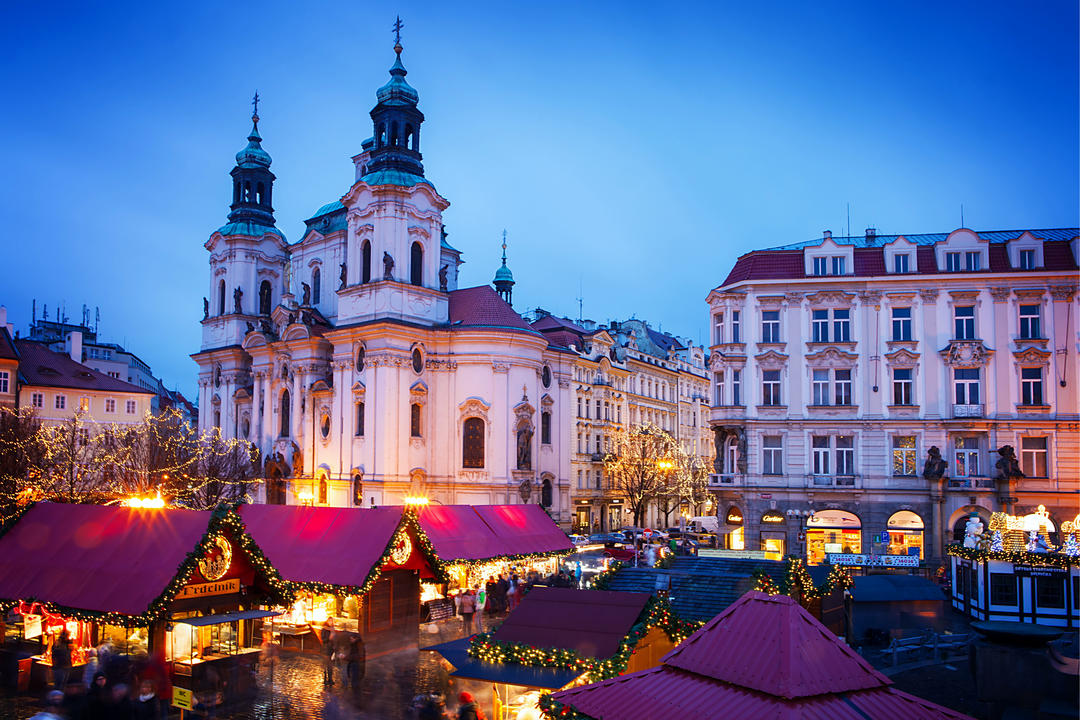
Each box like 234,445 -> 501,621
198,535 -> 233,581
827,553 -> 919,568
389,533 -> 413,565
700,549 -> 768,560
726,508 -> 743,525
760,493 -> 772,499
762,511 -> 785,524
1013,564 -> 1068,578
176,578 -> 241,600
172,687 -> 194,710
23,614 -> 41,640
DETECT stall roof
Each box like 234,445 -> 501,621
176,609 -> 280,626
492,587 -> 652,659
0,503 -> 213,617
422,637 -> 580,690
414,505 -> 503,561
415,504 -> 572,562
238,504 -> 404,589
471,505 -> 573,557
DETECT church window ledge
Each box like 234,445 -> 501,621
1015,404 -> 1051,415
458,469 -> 489,483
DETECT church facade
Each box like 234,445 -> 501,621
192,39 -> 573,518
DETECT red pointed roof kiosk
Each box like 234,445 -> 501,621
0,503 -> 291,700
236,504 -> 444,657
414,504 -> 573,617
541,591 -> 975,720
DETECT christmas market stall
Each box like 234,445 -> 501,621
541,591 -> 974,720
424,586 -> 697,719
0,503 -> 290,699
947,509 -> 1079,628
414,504 -> 573,616
237,504 -> 444,656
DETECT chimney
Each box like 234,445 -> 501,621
0,306 -> 11,335
865,227 -> 877,242
823,230 -> 832,240
66,331 -> 83,363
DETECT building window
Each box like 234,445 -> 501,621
353,473 -> 363,506
318,476 -> 328,504
576,397 -> 582,417
1020,437 -> 1048,477
954,368 -> 980,405
713,313 -> 724,344
105,398 -> 116,413
541,411 -> 551,444
812,370 -> 830,406
954,436 -> 980,477
833,308 -> 850,342
354,402 -> 365,436
812,257 -> 828,276
412,349 -> 424,373
945,252 -> 961,272
595,400 -> 601,419
893,253 -> 910,273
954,306 -> 975,340
990,573 -> 1018,606
892,368 -> 913,406
836,436 -> 854,475
463,417 -> 484,468
835,369 -> 852,405
762,436 -> 783,475
218,279 -> 227,315
762,370 -> 781,406
0,371 -> 7,394
714,371 -> 724,405
410,403 -> 422,437
811,310 -> 829,342
31,392 -> 43,408
1036,577 -> 1065,609
732,369 -> 741,405
811,436 -> 830,475
891,307 -> 912,341
361,240 -> 372,283
731,311 -> 741,342
1021,367 -> 1044,406
280,391 -> 290,436
892,436 -> 917,476
78,397 -> 90,412
832,256 -> 846,275
761,311 -> 781,343
576,470 -> 583,489
312,267 -> 321,304
965,251 -> 981,271
410,241 -> 424,286
126,399 -> 137,414
1019,304 -> 1041,339
1019,248 -> 1036,270
78,429 -> 89,447
55,395 -> 66,410
259,280 -> 272,315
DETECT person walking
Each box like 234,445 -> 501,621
50,630 -> 73,690
474,584 -> 487,632
30,690 -> 65,720
457,691 -> 483,720
346,632 -> 365,690
320,620 -> 335,686
459,588 -> 477,636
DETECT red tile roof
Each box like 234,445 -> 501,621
0,327 -> 17,361
988,244 -> 1010,272
531,315 -> 586,334
14,340 -> 154,394
721,250 -> 805,286
492,587 -> 652,659
916,246 -> 939,273
852,248 -> 886,277
537,329 -> 583,350
0,503 -> 214,616
448,286 -> 537,332
550,591 -> 973,720
1045,240 -> 1080,271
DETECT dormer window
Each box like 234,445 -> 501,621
946,252 -> 962,272
813,257 -> 828,276
965,252 -> 981,271
832,257 -> 845,275
893,254 -> 910,273
1019,249 -> 1036,270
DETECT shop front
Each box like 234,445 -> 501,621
806,510 -> 862,565
886,511 -> 925,559
721,506 -> 745,550
759,511 -> 787,561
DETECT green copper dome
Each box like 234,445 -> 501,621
494,263 -> 514,282
235,121 -> 272,168
376,48 -> 419,106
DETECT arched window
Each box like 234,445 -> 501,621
463,417 -> 485,468
390,121 -> 399,146
217,279 -> 227,315
280,389 -> 291,437
361,241 -> 372,283
541,478 -> 553,508
353,472 -> 363,506
541,411 -> 551,444
410,403 -> 422,437
355,402 -> 365,436
256,182 -> 265,204
412,349 -> 423,373
410,242 -> 423,286
244,181 -> 252,202
356,346 -> 365,371
312,268 -> 321,304
259,280 -> 272,315
379,123 -> 387,147
233,180 -> 241,204
404,124 -> 413,149
318,476 -> 328,505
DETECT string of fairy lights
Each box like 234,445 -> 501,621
946,543 -> 1076,569
751,557 -> 854,600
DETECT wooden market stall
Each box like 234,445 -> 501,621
0,503 -> 290,701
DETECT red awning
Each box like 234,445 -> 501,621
0,503 -> 213,617
238,504 -> 403,588
472,504 -> 572,557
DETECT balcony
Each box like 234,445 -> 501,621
805,474 -> 861,489
708,473 -> 744,487
952,404 -> 984,418
947,476 -> 995,490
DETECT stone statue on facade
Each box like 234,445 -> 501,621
202,297 -> 209,320
339,262 -> 348,290
995,445 -> 1024,479
233,287 -> 243,314
516,425 -> 533,470
301,282 -> 311,306
245,321 -> 255,333
439,264 -> 448,292
383,251 -> 395,280
922,446 -> 947,480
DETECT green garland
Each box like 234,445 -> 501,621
752,557 -> 853,600
946,543 -> 1075,569
587,561 -> 622,590
537,694 -> 596,720
467,596 -> 700,683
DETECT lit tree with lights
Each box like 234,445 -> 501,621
604,423 -> 678,527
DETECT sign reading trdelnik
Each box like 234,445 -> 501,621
827,553 -> 920,568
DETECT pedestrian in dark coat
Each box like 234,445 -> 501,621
457,691 -> 482,720
346,633 -> 365,689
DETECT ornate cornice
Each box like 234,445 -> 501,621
988,287 -> 1012,302
939,341 -> 994,369
805,347 -> 859,368
1012,346 -> 1051,366
806,290 -> 856,308
919,289 -> 939,304
754,350 -> 789,370
1049,285 -> 1077,302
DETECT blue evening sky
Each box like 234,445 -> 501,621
1,1 -> 1077,395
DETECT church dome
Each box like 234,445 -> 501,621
235,122 -> 272,168
494,264 -> 514,283
376,48 -> 419,106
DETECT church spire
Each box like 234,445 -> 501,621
365,17 -> 426,182
493,229 -> 515,305
227,93 -> 276,227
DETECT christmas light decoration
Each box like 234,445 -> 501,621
947,543 -> 1075,569
752,557 -> 854,600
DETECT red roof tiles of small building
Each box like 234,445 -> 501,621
14,340 -> 154,394
447,286 -> 537,333
531,315 -> 586,334
492,587 -> 652,659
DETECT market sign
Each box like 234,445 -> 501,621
198,535 -> 233,581
1013,564 -> 1068,577
172,687 -> 193,710
176,578 -> 241,600
762,511 -> 784,524
726,507 -> 743,525
23,614 -> 41,639
827,553 -> 919,568
700,549 -> 768,560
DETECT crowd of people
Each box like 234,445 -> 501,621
451,568 -> 580,637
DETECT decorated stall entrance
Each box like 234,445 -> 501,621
806,510 -> 862,565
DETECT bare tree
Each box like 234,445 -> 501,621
179,427 -> 260,509
36,410 -> 117,504
0,407 -> 48,522
604,423 -> 678,527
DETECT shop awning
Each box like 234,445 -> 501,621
472,505 -> 573,558
422,637 -> 581,690
415,505 -> 504,561
175,609 -> 280,627
238,505 -> 404,589
0,503 -> 215,617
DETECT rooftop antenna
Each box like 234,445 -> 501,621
31,299 -> 36,322
846,203 -> 850,238
961,203 -> 964,228
95,307 -> 100,333
576,277 -> 583,324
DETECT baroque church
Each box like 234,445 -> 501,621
193,36 -> 573,516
